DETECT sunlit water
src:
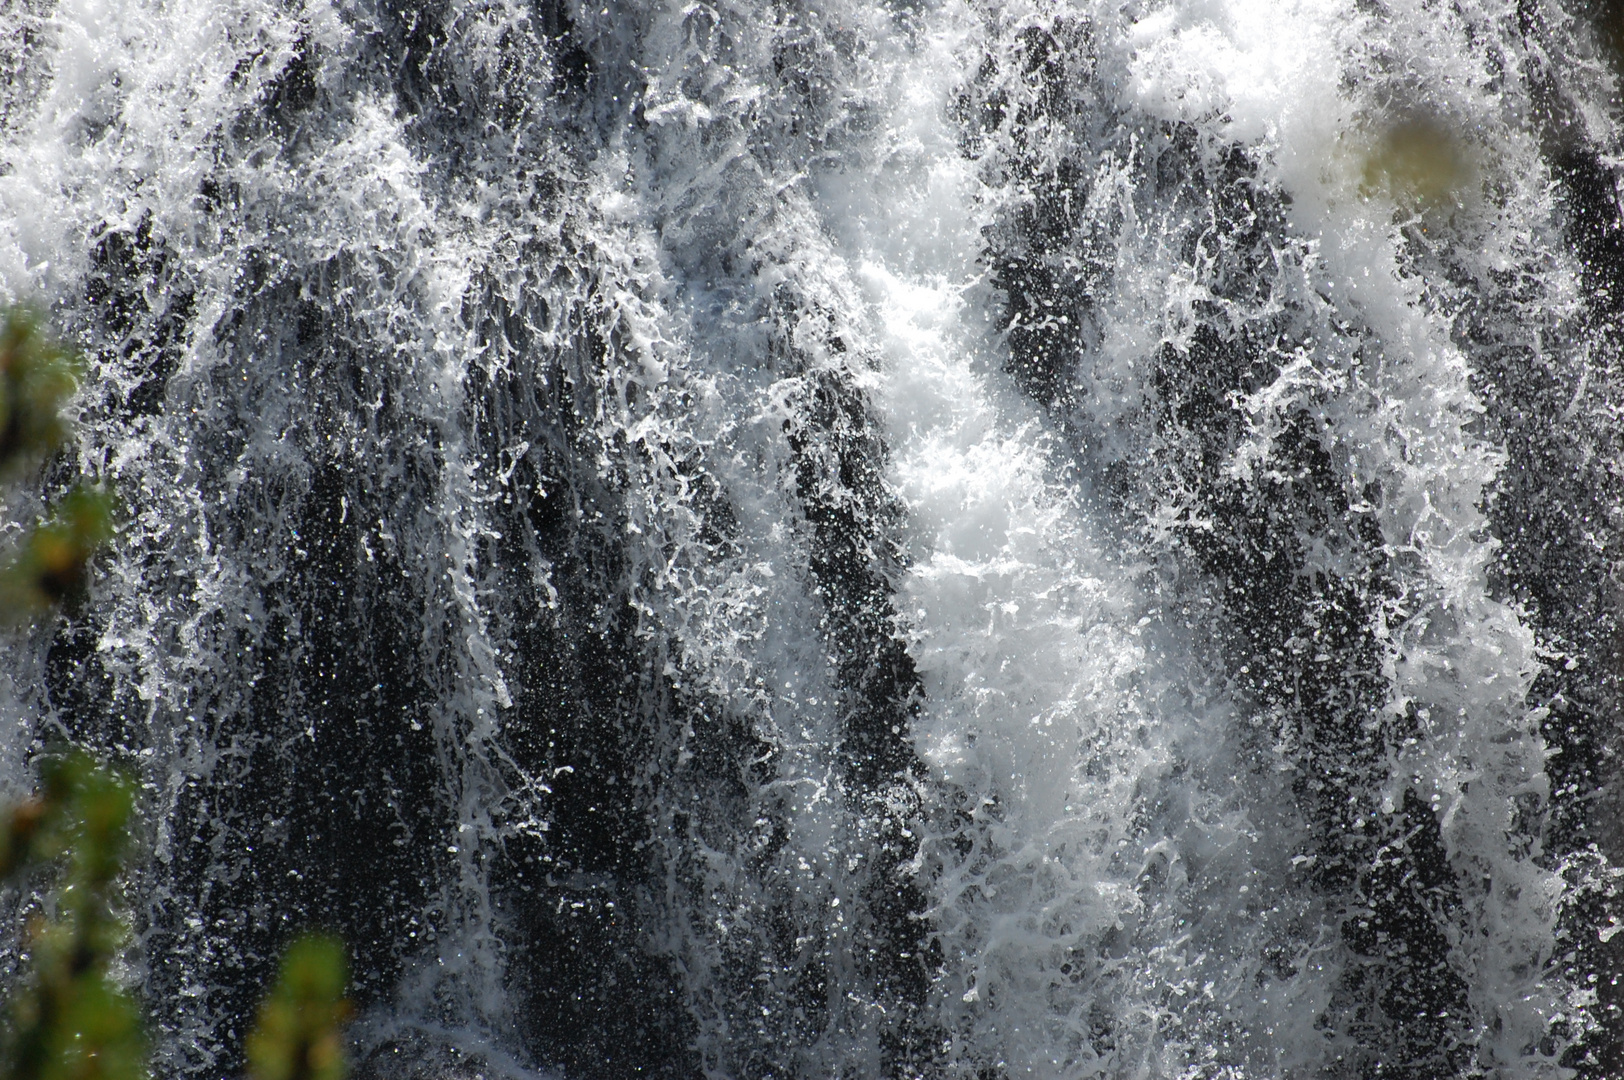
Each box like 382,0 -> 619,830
2,0 -> 1621,1077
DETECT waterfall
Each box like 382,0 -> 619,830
2,0 -> 1621,1077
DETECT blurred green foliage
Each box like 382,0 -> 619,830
0,759 -> 355,1080
0,309 -> 113,621
0,313 -> 78,473
245,936 -> 352,1080
0,489 -> 114,614
0,305 -> 352,1078
0,753 -> 145,1080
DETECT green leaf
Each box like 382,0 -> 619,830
0,309 -> 81,476
245,936 -> 353,1080
0,754 -> 145,1080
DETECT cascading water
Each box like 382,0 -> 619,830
2,0 -> 1622,1076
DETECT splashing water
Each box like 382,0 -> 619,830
2,0 -> 1622,1077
